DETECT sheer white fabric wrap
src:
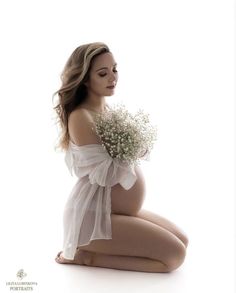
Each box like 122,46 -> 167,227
62,141 -> 137,260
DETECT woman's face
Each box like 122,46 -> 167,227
85,52 -> 118,98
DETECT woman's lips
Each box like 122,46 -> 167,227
107,86 -> 115,89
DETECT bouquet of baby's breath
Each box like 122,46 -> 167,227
91,103 -> 158,166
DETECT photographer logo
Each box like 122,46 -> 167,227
5,269 -> 38,291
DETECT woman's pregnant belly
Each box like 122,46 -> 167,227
110,165 -> 146,216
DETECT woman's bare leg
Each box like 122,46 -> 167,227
56,248 -> 171,273
58,214 -> 187,272
90,252 -> 170,273
135,209 -> 189,248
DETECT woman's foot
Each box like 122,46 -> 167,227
55,249 -> 93,265
55,251 -> 77,264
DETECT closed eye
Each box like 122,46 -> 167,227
99,69 -> 118,77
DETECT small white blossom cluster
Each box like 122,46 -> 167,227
92,103 -> 158,166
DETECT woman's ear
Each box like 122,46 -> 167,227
83,73 -> 90,87
83,80 -> 89,87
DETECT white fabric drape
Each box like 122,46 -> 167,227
61,141 -> 138,260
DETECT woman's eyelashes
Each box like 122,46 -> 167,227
99,69 -> 118,77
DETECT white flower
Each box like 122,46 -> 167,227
92,102 -> 158,165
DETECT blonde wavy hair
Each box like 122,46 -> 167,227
52,42 -> 110,151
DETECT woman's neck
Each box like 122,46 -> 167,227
82,96 -> 106,113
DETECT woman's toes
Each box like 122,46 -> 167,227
55,251 -> 72,264
55,251 -> 64,264
55,250 -> 94,265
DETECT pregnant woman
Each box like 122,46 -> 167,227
53,42 -> 189,273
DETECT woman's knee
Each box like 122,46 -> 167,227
182,234 -> 189,248
163,241 -> 187,272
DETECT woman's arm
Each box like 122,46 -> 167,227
68,109 -> 102,146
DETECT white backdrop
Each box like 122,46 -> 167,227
0,1 -> 235,292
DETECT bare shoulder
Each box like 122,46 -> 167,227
69,107 -> 94,123
68,108 -> 101,146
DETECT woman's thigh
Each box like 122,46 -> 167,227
78,213 -> 186,267
135,209 -> 189,247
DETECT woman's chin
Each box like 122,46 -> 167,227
105,92 -> 115,97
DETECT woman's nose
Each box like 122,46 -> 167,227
109,72 -> 117,82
